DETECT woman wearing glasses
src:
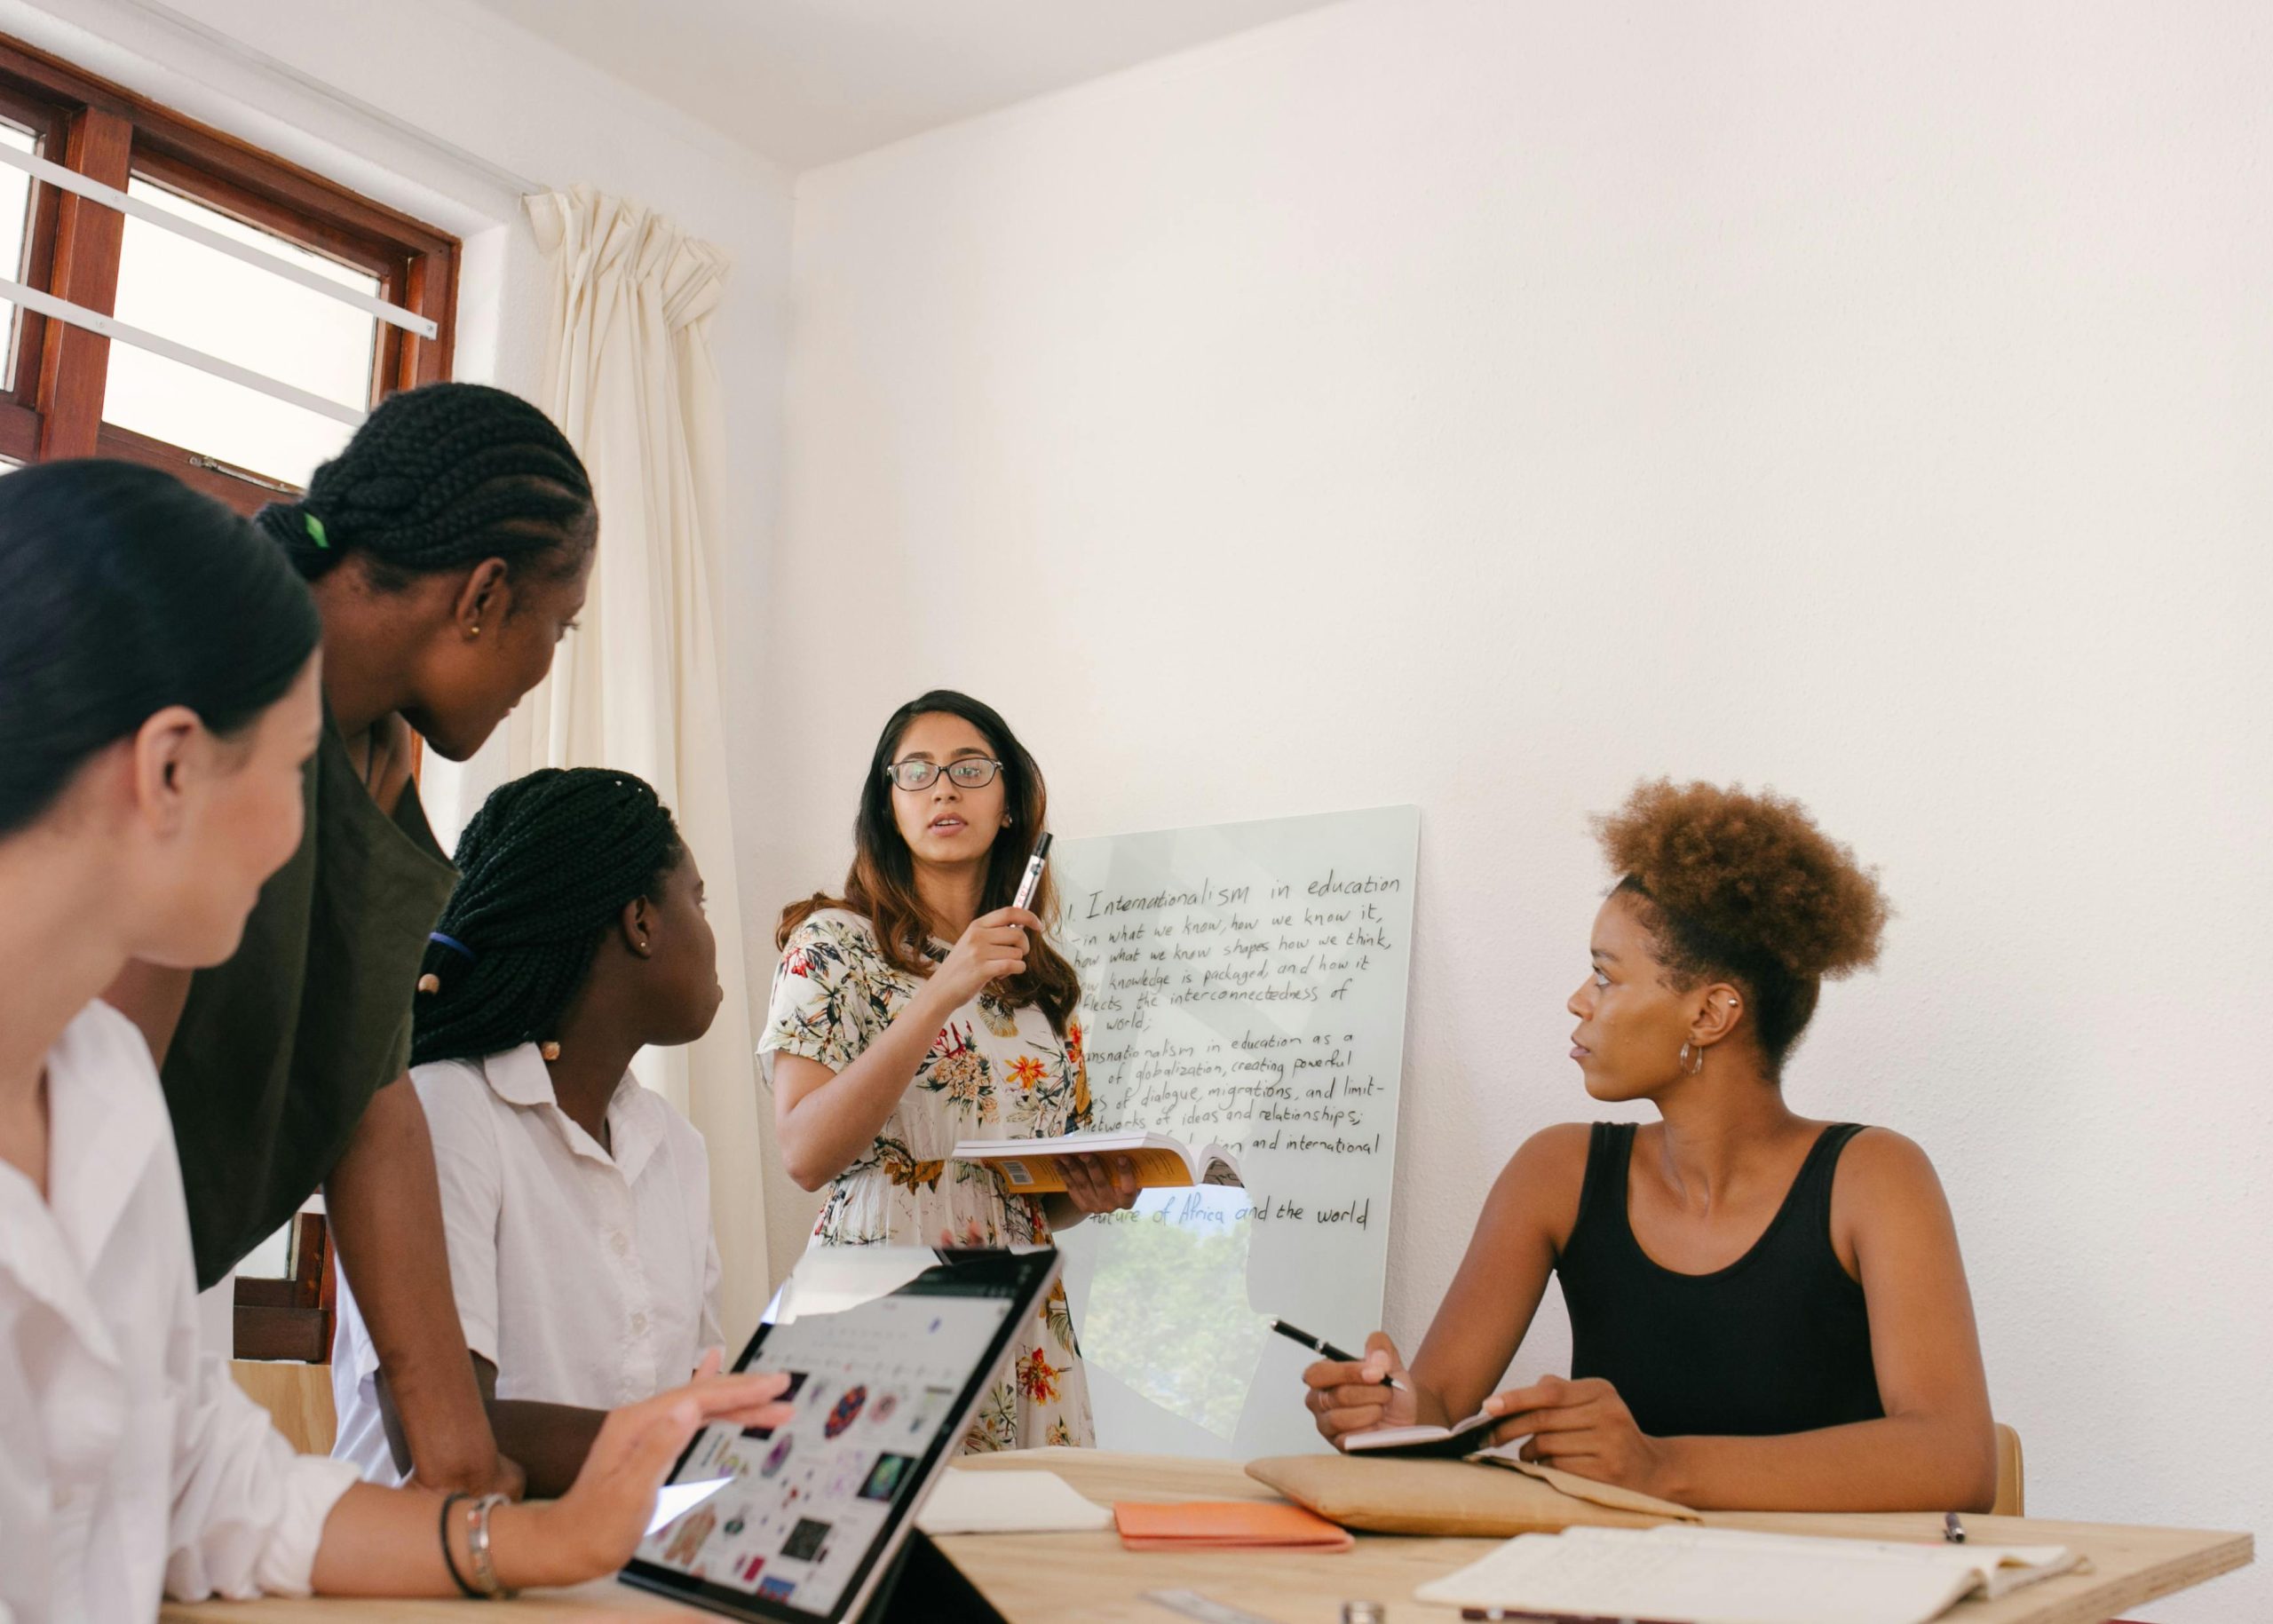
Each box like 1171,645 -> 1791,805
764,691 -> 1138,1450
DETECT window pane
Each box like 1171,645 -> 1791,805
105,348 -> 359,487
104,177 -> 381,486
0,124 -> 38,392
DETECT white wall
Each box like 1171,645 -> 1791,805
777,3 -> 2272,1617
6,0 -> 796,1335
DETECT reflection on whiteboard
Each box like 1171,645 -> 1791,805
1052,805 -> 1419,1458
1078,1187 -> 1264,1440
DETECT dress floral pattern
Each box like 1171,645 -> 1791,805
760,908 -> 1095,1451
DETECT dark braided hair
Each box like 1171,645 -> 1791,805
413,767 -> 685,1066
253,382 -> 593,588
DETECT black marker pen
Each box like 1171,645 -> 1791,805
1270,1319 -> 1407,1391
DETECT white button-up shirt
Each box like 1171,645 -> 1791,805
331,1043 -> 724,1485
0,1002 -> 359,1623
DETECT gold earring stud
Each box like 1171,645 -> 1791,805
416,973 -> 440,994
540,1040 -> 561,1061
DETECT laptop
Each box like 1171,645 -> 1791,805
622,1247 -> 1064,1622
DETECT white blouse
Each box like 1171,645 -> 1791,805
0,1002 -> 360,1623
330,1043 -> 725,1485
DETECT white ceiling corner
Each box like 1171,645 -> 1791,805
461,0 -> 1349,171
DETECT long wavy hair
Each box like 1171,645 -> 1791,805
778,690 -> 1080,1034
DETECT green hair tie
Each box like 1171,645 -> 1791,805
304,512 -> 329,550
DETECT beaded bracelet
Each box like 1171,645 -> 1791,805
467,1492 -> 518,1599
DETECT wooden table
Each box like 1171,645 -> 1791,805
162,1448 -> 2253,1624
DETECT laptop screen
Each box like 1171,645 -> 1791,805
623,1248 -> 1059,1622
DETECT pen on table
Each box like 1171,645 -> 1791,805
1268,1319 -> 1410,1392
1010,831 -> 1053,912
1944,1510 -> 1966,1544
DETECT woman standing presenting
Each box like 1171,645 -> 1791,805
764,690 -> 1138,1449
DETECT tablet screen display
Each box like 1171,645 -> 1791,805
626,1249 -> 1054,1621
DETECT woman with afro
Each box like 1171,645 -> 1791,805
1302,780 -> 1998,1512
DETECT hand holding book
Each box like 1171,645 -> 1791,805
1470,1374 -> 1674,1500
1056,1151 -> 1142,1214
950,1130 -> 1243,1194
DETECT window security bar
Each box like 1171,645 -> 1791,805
0,141 -> 439,340
0,276 -> 368,426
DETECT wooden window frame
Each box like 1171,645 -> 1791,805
232,1212 -> 338,1363
0,34 -> 455,1363
0,31 -> 457,516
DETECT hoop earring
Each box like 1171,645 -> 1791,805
1677,1041 -> 1705,1076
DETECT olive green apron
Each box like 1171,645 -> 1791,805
161,716 -> 456,1288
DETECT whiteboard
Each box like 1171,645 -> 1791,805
1050,804 -> 1419,1459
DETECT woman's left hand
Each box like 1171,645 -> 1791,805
1483,1374 -> 1677,1498
1057,1153 -> 1141,1215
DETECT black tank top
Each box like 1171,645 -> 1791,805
1557,1121 -> 1883,1438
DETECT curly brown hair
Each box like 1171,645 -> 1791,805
1591,779 -> 1889,1073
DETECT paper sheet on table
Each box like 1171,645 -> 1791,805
915,1469 -> 1114,1534
1414,1525 -> 2080,1624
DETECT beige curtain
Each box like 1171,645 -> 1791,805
515,185 -> 770,1340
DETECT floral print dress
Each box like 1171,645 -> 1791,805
759,907 -> 1095,1451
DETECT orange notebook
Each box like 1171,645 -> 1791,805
1113,1501 -> 1355,1552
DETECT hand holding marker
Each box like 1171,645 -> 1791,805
1271,1319 -> 1410,1391
986,833 -> 1051,994
1012,830 -> 1053,913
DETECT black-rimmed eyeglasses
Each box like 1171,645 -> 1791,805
884,757 -> 1003,792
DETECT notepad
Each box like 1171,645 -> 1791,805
915,1469 -> 1113,1535
1341,1408 -> 1499,1455
953,1129 -> 1244,1192
1414,1524 -> 2082,1624
1113,1501 -> 1355,1552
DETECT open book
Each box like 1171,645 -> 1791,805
1342,1409 -> 1500,1456
1415,1524 -> 2082,1624
951,1130 -> 1244,1193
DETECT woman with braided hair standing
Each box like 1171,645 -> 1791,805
103,381 -> 598,1498
329,767 -> 730,1497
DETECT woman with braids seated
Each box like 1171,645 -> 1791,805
1302,780 -> 2000,1513
103,381 -> 598,1497
330,767 -> 728,1496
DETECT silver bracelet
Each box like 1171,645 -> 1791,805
466,1493 -> 518,1599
